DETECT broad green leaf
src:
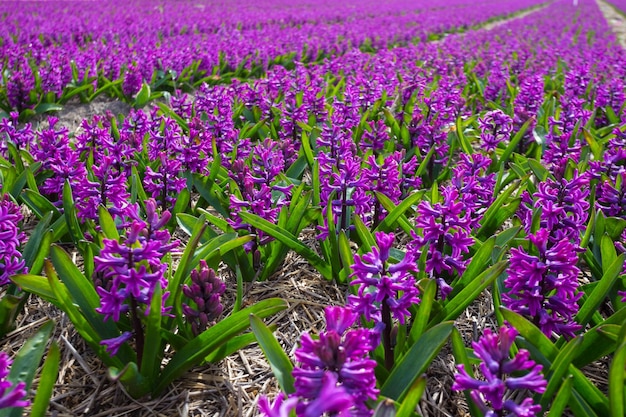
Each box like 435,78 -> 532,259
10,274 -> 57,304
396,376 -> 426,417
20,190 -> 61,220
375,191 -> 423,235
541,337 -> 582,408
30,341 -> 60,417
204,332 -> 259,363
21,211 -> 53,275
133,82 -> 152,108
380,322 -> 453,401
609,324 -> 626,417
63,180 -> 84,246
408,278 -> 436,345
0,294 -> 26,337
239,212 -> 332,280
141,285 -> 163,383
429,261 -> 507,326
108,362 -> 152,399
497,117 -> 534,168
546,376 -> 573,417
576,254 -> 625,327
601,234 -> 618,272
155,298 -> 288,394
250,314 -> 295,394
3,320 -> 54,417
456,236 -> 495,287
98,205 -> 120,240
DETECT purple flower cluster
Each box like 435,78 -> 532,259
453,325 -> 546,417
95,200 -> 178,356
451,153 -> 496,228
0,352 -> 29,409
409,187 -> 474,298
259,306 -> 378,417
0,195 -> 27,286
348,232 -> 419,325
478,109 -> 513,152
503,229 -> 582,339
182,260 -> 226,336
0,112 -> 35,158
518,171 -> 590,246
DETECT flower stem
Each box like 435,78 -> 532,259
382,296 -> 394,370
130,296 -> 145,368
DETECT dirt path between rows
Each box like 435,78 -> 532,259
598,0 -> 626,48
481,1 -> 552,31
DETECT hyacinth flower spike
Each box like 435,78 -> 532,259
348,231 -> 419,370
453,325 -> 547,417
0,352 -> 29,409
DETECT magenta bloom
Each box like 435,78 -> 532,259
182,260 -> 226,336
503,229 -> 582,339
348,232 -> 419,324
0,195 -> 27,286
453,326 -> 546,417
0,352 -> 29,409
292,306 -> 378,416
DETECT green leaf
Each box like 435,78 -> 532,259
21,212 -> 53,275
573,307 -> 626,367
380,322 -> 453,401
601,234 -> 618,272
408,278 -> 436,345
456,236 -> 495,287
108,362 -> 152,399
141,285 -> 163,383
375,191 -> 423,235
63,180 -> 84,246
30,341 -> 60,417
155,298 -> 288,394
429,261 -> 507,326
497,117 -> 534,168
609,324 -> 626,417
133,82 -> 152,108
204,332 -> 259,363
576,254 -> 625,327
396,376 -> 426,417
0,294 -> 26,337
238,212 -> 333,280
10,274 -> 57,304
2,320 -> 54,417
20,190 -> 61,220
33,102 -> 63,115
541,337 -> 582,409
547,376 -> 573,417
478,180 -> 523,239
250,314 -> 295,394
455,116 -> 473,155
98,206 -> 120,240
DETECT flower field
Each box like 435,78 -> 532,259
1,0 -> 626,415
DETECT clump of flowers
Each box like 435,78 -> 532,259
409,187 -> 474,299
0,195 -> 27,286
94,200 -> 179,358
453,325 -> 547,417
0,352 -> 29,409
182,260 -> 226,336
259,306 -> 379,417
478,109 -> 513,152
503,229 -> 582,339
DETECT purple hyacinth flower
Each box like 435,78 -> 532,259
292,306 -> 378,416
258,393 -> 299,417
453,326 -> 546,417
0,352 -> 29,409
503,229 -> 582,339
100,332 -> 133,356
182,260 -> 226,336
348,232 -> 419,324
0,195 -> 27,285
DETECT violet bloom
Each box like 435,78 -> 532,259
503,229 -> 582,339
182,260 -> 226,336
451,153 -> 496,229
0,112 -> 35,158
597,172 -> 626,218
518,171 -> 590,246
478,109 -> 513,152
95,201 -> 178,356
0,352 -> 29,409
410,187 -> 474,299
348,232 -> 419,324
453,325 -> 546,417
292,306 -> 378,416
361,153 -> 403,227
0,195 -> 27,286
